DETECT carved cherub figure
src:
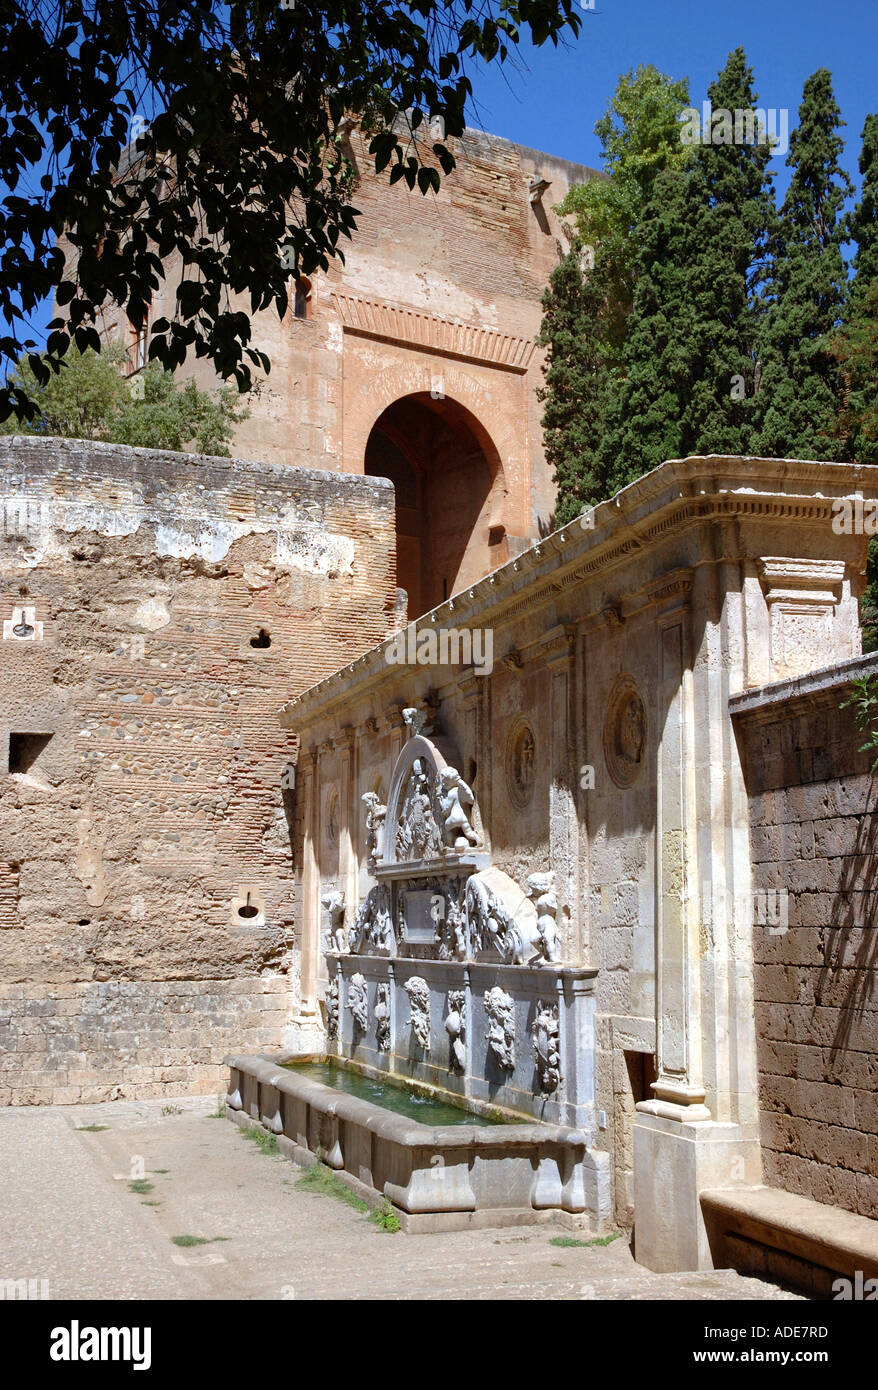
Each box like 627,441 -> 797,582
320,889 -> 347,952
526,871 -> 562,964
438,766 -> 479,851
361,790 -> 387,862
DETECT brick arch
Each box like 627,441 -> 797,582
360,380 -> 516,618
340,351 -> 530,540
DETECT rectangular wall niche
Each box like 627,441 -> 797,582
8,731 -> 53,775
0,861 -> 20,927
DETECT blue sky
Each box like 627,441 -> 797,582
467,0 -> 877,199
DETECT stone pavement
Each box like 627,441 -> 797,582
0,1096 -> 802,1301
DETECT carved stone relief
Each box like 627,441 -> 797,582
438,767 -> 479,850
405,976 -> 431,1050
325,978 -> 340,1040
445,989 -> 466,1072
361,790 -> 386,865
603,675 -> 646,788
351,883 -> 393,952
506,716 -> 536,809
526,871 -> 561,964
347,972 -> 368,1036
395,757 -> 443,861
531,999 -> 562,1094
321,889 -> 346,952
374,983 -> 391,1051
485,985 -> 515,1070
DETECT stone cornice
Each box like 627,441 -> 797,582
332,293 -> 535,372
279,455 -> 878,733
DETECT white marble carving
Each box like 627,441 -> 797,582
526,872 -> 562,964
405,976 -> 431,1050
325,978 -> 340,1040
467,871 -> 562,966
395,757 -> 443,861
375,983 -> 391,1052
361,791 -> 386,864
321,889 -> 347,952
347,972 -> 368,1036
531,999 -> 562,1094
466,875 -> 518,957
485,985 -> 515,1070
352,883 -> 393,952
438,766 -> 479,850
445,989 -> 466,1072
402,706 -> 429,738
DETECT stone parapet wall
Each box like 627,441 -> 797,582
0,437 -> 397,1103
732,653 -> 878,1220
0,975 -> 289,1106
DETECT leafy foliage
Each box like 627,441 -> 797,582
861,539 -> 878,654
536,238 -> 615,524
0,0 -> 582,418
556,65 -> 691,349
831,114 -> 878,462
1,345 -> 248,455
840,674 -> 878,770
597,49 -> 777,491
538,66 -> 690,522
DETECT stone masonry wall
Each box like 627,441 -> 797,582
733,656 -> 878,1219
0,436 -> 396,1103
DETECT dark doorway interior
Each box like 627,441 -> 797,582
365,394 -> 505,620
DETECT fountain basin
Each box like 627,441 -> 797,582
225,1053 -> 611,1232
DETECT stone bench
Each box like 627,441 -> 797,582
701,1186 -> 878,1298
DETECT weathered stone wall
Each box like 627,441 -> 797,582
0,436 -> 396,1103
732,657 -> 878,1220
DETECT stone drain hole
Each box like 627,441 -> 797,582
237,892 -> 260,920
250,629 -> 271,649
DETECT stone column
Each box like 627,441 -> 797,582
283,744 -> 325,1053
650,595 -> 708,1117
633,571 -> 761,1273
337,727 -> 358,935
546,629 -> 578,962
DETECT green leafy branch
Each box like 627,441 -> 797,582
840,674 -> 878,771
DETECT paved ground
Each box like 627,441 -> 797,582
0,1095 -> 802,1301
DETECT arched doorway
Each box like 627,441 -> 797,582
365,394 -> 506,620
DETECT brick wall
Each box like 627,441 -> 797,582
733,656 -> 878,1219
0,436 -> 396,1103
92,129 -> 602,539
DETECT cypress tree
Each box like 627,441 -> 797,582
834,114 -> 878,650
538,66 -> 690,521
754,69 -> 853,460
536,241 -> 614,525
833,112 -> 878,462
599,48 -> 777,490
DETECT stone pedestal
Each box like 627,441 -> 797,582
633,1110 -> 762,1272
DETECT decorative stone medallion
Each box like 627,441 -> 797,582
506,716 -> 536,809
603,675 -> 646,789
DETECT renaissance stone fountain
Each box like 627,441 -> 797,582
226,705 -> 607,1230
322,707 -> 597,1131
